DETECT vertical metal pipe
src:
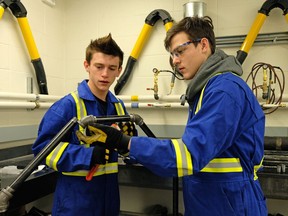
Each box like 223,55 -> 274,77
183,1 -> 206,17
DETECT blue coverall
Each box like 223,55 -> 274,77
129,50 -> 267,216
32,80 -> 127,216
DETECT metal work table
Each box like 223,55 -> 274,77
0,146 -> 287,215
1,162 -> 288,210
118,164 -> 288,200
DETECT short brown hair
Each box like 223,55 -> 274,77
86,33 -> 124,66
164,16 -> 216,54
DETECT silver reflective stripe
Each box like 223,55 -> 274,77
46,142 -> 69,171
62,162 -> 118,176
201,158 -> 243,173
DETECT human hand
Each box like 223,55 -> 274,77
118,121 -> 138,136
77,124 -> 131,152
111,123 -> 135,157
91,145 -> 109,165
76,130 -> 110,165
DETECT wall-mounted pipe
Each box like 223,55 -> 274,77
262,103 -> 288,108
0,102 -> 53,109
117,94 -> 183,102
124,102 -> 188,109
0,92 -> 288,110
114,9 -> 173,95
183,1 -> 206,17
216,31 -> 288,48
0,92 -> 61,101
236,0 -> 288,64
0,0 -> 49,94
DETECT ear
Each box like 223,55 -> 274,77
84,60 -> 89,72
200,38 -> 210,52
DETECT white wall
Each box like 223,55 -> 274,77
1,0 -> 288,127
1,0 -> 288,214
0,0 -> 66,126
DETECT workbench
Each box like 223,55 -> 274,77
1,160 -> 287,211
0,145 -> 288,215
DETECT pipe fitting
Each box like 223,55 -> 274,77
0,186 -> 14,213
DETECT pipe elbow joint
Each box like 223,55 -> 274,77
258,0 -> 288,16
78,115 -> 97,128
130,113 -> 144,126
145,9 -> 173,26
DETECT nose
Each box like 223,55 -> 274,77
172,56 -> 180,65
101,68 -> 109,77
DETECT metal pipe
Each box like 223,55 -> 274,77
78,114 -> 156,138
183,1 -> 206,18
216,31 -> 288,48
124,103 -> 188,109
114,9 -> 173,95
118,95 -> 183,102
0,92 -> 61,101
236,0 -> 288,64
0,102 -> 53,109
264,136 -> 288,150
1,92 -> 288,110
0,117 -> 78,212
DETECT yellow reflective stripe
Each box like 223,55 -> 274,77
115,102 -> 125,115
66,92 -> 123,177
71,91 -> 87,145
62,162 -> 118,176
71,91 -> 87,120
171,139 -> 244,174
172,139 -> 193,177
195,85 -> 206,114
172,139 -> 183,177
46,142 -> 69,171
253,157 -> 264,180
71,91 -> 81,121
195,73 -> 222,114
201,158 -> 243,173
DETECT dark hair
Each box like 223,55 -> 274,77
86,33 -> 124,66
164,16 -> 216,54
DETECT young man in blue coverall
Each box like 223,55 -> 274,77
77,17 -> 268,215
32,34 -> 136,216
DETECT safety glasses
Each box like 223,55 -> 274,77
170,38 -> 202,59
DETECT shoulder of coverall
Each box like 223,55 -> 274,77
46,92 -> 77,121
199,72 -> 263,118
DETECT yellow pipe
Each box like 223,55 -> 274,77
130,21 -> 173,59
0,6 -> 4,20
240,13 -> 267,53
285,14 -> 288,23
131,24 -> 153,59
17,17 -> 40,60
164,21 -> 173,32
